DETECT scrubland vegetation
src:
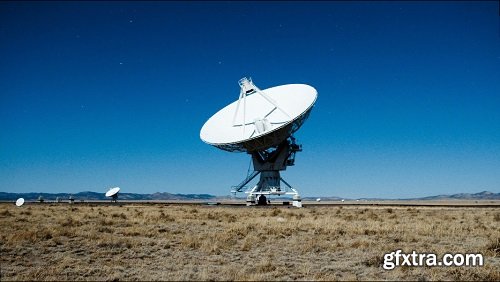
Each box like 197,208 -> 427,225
0,203 -> 498,280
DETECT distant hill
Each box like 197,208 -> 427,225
304,191 -> 500,201
0,190 -> 498,202
413,191 -> 500,200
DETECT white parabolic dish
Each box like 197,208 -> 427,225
105,187 -> 120,197
200,84 -> 317,152
16,198 -> 25,207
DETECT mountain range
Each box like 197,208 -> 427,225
0,190 -> 498,201
0,191 -> 214,201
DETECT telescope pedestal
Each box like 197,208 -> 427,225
234,137 -> 303,207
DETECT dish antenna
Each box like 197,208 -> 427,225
105,187 -> 120,202
200,77 -> 317,206
15,198 -> 25,207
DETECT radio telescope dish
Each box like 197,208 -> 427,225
105,187 -> 120,202
15,198 -> 25,207
201,78 -> 317,152
200,78 -> 317,207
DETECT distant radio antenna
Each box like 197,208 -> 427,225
15,198 -> 25,207
105,187 -> 121,203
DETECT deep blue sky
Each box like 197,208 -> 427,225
1,1 -> 499,198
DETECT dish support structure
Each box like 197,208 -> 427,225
231,136 -> 303,207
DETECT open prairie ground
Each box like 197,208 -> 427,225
0,203 -> 498,281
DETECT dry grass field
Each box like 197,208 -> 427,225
0,203 -> 499,281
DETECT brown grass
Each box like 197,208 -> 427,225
0,203 -> 499,280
